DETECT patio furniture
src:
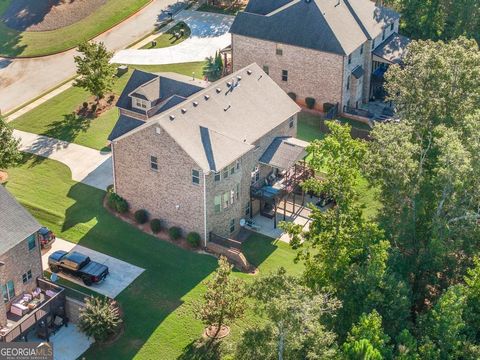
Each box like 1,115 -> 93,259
11,303 -> 28,316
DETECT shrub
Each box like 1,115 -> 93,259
79,296 -> 122,343
287,92 -> 297,101
106,191 -> 129,214
169,227 -> 182,241
323,102 -> 335,113
150,219 -> 163,234
134,209 -> 149,224
82,102 -> 88,109
305,97 -> 316,109
106,184 -> 114,193
186,232 -> 201,248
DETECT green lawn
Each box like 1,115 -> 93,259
4,155 -> 302,359
11,62 -> 207,151
140,22 -> 191,49
0,0 -> 150,57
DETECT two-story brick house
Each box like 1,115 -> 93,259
0,186 -> 43,328
230,0 -> 408,111
110,64 -> 307,244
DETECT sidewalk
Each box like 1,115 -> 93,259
14,130 -> 113,190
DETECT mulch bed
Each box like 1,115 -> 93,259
1,0 -> 107,32
204,325 -> 230,339
76,94 -> 116,119
0,171 -> 8,183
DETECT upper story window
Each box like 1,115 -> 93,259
372,39 -> 376,50
150,156 -> 158,171
134,98 -> 148,109
263,65 -> 269,75
348,54 -> 352,64
346,75 -> 351,90
360,44 -> 364,55
230,219 -> 236,233
276,44 -> 283,56
390,22 -> 394,31
382,29 -> 386,40
27,233 -> 36,251
251,165 -> 260,184
236,160 -> 240,171
214,195 -> 221,213
223,168 -> 229,179
289,117 -> 294,128
192,169 -> 200,185
214,172 -> 221,182
282,70 -> 288,82
2,280 -> 15,303
230,165 -> 235,175
22,270 -> 32,284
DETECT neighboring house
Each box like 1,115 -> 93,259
230,0 -> 409,111
110,64 -> 308,244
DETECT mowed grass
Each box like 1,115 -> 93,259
0,0 -> 150,57
140,21 -> 191,49
11,62 -> 206,151
4,155 -> 302,359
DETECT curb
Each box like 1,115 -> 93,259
0,0 -> 154,59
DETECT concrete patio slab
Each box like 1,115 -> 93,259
112,10 -> 234,65
30,324 -> 93,360
13,130 -> 113,191
42,239 -> 145,299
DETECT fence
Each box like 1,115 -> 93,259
209,232 -> 242,250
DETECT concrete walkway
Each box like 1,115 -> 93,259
42,239 -> 145,298
112,10 -> 234,65
0,0 -> 184,114
13,130 -> 113,191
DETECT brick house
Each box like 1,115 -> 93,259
230,0 -> 409,112
0,186 -> 43,327
109,64 -> 310,245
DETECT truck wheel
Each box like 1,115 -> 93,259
83,276 -> 93,286
49,265 -> 59,273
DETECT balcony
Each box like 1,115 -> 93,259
0,278 -> 65,342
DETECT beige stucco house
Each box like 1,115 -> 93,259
230,0 -> 408,112
110,64 -> 310,245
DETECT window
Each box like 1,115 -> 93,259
22,270 -> 32,284
236,160 -> 240,170
289,117 -> 294,128
192,169 -> 200,185
223,192 -> 230,209
214,172 -> 221,182
263,65 -> 269,75
276,44 -> 283,56
135,98 -> 147,109
230,190 -> 235,205
251,166 -> 260,184
245,203 -> 251,216
150,156 -> 158,171
214,195 -> 221,213
382,29 -> 386,40
27,233 -> 36,250
282,70 -> 288,82
390,22 -> 394,31
230,219 -> 235,233
2,280 -> 14,303
230,165 -> 235,175
360,44 -> 364,55
236,184 -> 240,200
223,168 -> 229,179
348,54 -> 352,64
346,75 -> 350,90
372,39 -> 376,49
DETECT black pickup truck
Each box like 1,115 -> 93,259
48,250 -> 109,286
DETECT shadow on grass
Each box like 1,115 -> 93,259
0,25 -> 27,57
57,181 -> 219,358
241,231 -> 278,269
178,339 -> 222,360
44,112 -> 91,143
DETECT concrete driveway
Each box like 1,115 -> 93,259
0,0 -> 183,114
42,239 -> 145,299
111,10 -> 234,65
14,130 -> 113,191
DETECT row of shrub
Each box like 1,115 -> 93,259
287,93 -> 316,110
106,189 -> 129,214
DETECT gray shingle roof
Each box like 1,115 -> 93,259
230,0 -> 400,55
0,186 -> 40,255
259,137 -> 309,170
114,64 -> 301,172
108,115 -> 144,141
373,32 -> 410,64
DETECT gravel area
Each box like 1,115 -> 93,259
1,0 -> 107,31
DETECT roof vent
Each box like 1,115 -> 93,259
226,81 -> 232,87
247,69 -> 252,75
237,75 -> 242,81
169,115 -> 175,121
193,101 -> 199,107
204,95 -> 210,100
224,104 -> 231,112
216,88 -> 222,93
305,0 -> 312,3
181,108 -> 187,114
258,75 -> 263,81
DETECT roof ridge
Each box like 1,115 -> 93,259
342,0 -> 372,40
266,0 -> 301,16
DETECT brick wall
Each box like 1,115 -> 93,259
0,233 -> 43,326
232,35 -> 344,111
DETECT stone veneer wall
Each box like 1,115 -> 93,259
232,35 -> 344,111
0,234 -> 42,327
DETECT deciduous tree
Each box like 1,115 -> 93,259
0,116 -> 21,170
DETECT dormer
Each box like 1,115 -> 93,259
128,77 -> 162,113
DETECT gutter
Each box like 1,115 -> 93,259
203,172 -> 208,247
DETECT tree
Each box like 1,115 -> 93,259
366,37 -> 480,317
283,122 -> 394,337
243,267 -> 340,360
395,329 -> 420,360
198,256 -> 246,340
0,116 -> 21,170
78,296 -> 122,342
203,51 -> 223,81
342,310 -> 392,359
74,41 -> 116,103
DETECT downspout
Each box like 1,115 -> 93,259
203,172 -> 208,248
111,142 -> 116,192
